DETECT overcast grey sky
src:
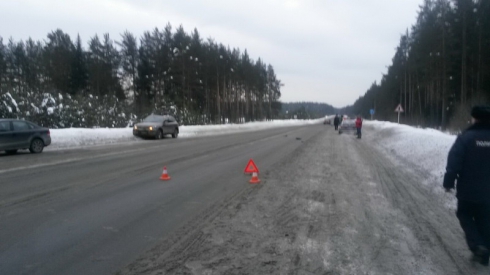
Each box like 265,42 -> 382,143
0,0 -> 422,107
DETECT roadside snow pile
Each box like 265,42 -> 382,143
49,119 -> 323,149
49,128 -> 136,149
181,119 -> 321,137
367,120 -> 456,186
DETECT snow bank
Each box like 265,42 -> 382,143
367,120 -> 458,209
49,119 -> 323,149
367,120 -> 456,180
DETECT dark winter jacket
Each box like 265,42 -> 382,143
334,116 -> 340,126
443,122 -> 490,203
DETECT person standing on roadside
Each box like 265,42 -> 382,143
355,115 -> 362,139
333,114 -> 340,130
443,105 -> 490,266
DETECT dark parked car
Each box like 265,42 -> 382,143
133,114 -> 179,139
0,119 -> 51,154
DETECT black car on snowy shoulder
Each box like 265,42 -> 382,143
133,114 -> 179,139
0,119 -> 51,155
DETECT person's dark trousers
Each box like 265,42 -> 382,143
456,200 -> 490,252
356,128 -> 361,138
334,125 -> 338,130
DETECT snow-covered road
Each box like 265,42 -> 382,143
47,119 -> 459,210
4,118 -> 476,274
115,122 -> 486,274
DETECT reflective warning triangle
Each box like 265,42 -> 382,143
244,159 -> 259,174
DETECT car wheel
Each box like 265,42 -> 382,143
155,129 -> 163,140
172,128 -> 179,138
29,138 -> 44,153
5,149 -> 18,155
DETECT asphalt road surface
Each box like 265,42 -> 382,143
1,124 -> 488,274
0,125 -> 318,275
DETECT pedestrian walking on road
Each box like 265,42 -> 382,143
334,114 -> 340,130
355,115 -> 362,139
443,105 -> 490,266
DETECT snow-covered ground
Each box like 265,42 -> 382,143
49,118 -> 458,207
366,120 -> 456,181
116,119 -> 472,275
365,120 -> 458,210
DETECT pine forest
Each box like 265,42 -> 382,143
345,0 -> 490,131
0,24 -> 282,127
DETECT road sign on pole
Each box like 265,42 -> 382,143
370,109 -> 375,120
394,104 -> 404,112
395,104 -> 404,123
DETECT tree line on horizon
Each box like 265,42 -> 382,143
0,24 -> 282,127
345,0 -> 490,131
280,102 -> 338,119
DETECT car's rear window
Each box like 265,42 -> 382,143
13,121 -> 31,131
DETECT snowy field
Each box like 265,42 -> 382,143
49,118 -> 458,206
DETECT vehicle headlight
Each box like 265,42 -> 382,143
134,125 -> 137,130
149,126 -> 153,131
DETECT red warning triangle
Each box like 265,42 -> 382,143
244,159 -> 259,174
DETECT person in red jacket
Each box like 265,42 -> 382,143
355,115 -> 362,139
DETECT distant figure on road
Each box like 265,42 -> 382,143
443,105 -> 490,266
355,115 -> 362,139
333,114 -> 340,130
